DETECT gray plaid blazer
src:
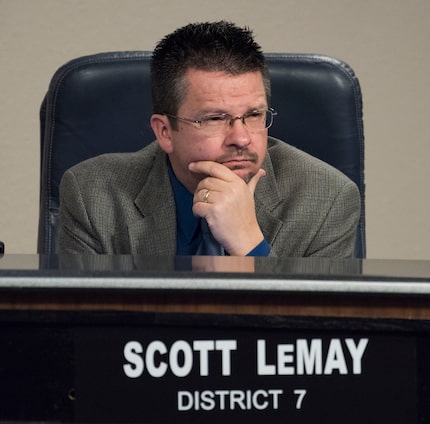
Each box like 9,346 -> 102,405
59,137 -> 360,257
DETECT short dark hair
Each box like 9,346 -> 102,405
151,21 -> 271,119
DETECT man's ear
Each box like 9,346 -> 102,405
150,114 -> 174,153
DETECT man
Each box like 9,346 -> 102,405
59,21 -> 360,257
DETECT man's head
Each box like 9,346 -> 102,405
151,21 -> 271,118
150,21 -> 272,192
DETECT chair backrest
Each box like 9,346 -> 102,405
38,51 -> 365,257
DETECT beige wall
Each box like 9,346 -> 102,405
1,0 -> 429,259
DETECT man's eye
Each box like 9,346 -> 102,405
203,115 -> 228,124
247,111 -> 264,119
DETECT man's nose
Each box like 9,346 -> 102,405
224,117 -> 251,147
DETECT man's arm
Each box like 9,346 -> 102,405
58,170 -> 102,254
304,179 -> 361,258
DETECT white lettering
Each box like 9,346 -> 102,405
169,340 -> 193,377
256,338 -> 368,376
145,341 -> 168,377
230,390 -> 246,410
296,339 -> 322,375
193,341 -> 214,376
215,390 -> 229,410
123,339 -> 237,378
346,338 -> 368,374
123,341 -> 144,378
123,338 -> 369,380
269,389 -> 282,409
277,343 -> 295,375
201,390 -> 216,410
216,340 -> 237,376
178,391 -> 193,411
253,389 -> 269,410
177,389 -> 283,411
324,339 -> 348,374
257,339 -> 276,375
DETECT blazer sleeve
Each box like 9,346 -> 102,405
304,178 -> 361,258
58,169 -> 103,254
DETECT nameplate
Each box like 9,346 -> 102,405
74,322 -> 417,423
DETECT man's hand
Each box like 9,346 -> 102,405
189,161 -> 266,256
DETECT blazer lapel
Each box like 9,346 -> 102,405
255,153 -> 284,245
129,149 -> 177,255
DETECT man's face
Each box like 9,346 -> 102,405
165,68 -> 269,192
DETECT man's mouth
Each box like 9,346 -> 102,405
216,150 -> 258,168
222,158 -> 253,169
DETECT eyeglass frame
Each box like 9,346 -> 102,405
163,108 -> 278,134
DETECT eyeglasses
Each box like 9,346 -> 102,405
164,108 -> 277,136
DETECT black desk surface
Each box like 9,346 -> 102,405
1,255 -> 430,423
1,254 -> 430,290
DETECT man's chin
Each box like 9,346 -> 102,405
232,169 -> 255,184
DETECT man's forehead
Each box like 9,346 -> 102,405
181,69 -> 267,108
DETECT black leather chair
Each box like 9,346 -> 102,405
38,51 -> 365,257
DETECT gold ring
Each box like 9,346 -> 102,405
203,190 -> 210,203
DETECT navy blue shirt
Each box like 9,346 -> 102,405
168,162 -> 271,256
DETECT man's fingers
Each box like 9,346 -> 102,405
189,161 -> 233,180
190,161 -> 266,190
